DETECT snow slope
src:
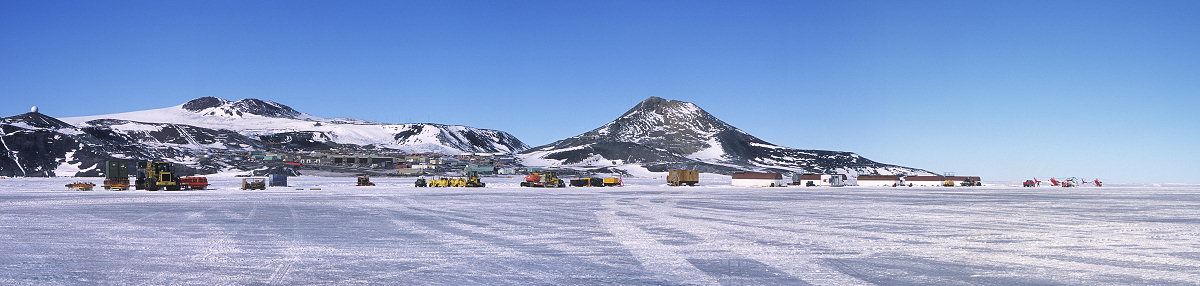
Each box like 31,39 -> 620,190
62,97 -> 528,154
1,177 -> 1197,284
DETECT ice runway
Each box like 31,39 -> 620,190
1,177 -> 1198,285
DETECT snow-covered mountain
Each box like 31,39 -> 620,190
519,97 -> 935,176
0,112 -> 262,177
64,97 -> 529,154
0,97 -> 528,177
3,96 -> 928,177
1,112 -> 86,176
181,97 -> 305,119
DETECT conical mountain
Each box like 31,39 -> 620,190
520,97 -> 934,176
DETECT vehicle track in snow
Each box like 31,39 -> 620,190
609,197 -> 871,285
1,177 -> 1198,285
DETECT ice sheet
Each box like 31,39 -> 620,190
1,177 -> 1198,284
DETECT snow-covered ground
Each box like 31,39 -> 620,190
1,176 -> 1198,285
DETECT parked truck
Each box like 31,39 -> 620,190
667,170 -> 699,186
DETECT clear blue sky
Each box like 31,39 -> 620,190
2,1 -> 1198,183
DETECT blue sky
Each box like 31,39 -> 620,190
2,1 -> 1198,183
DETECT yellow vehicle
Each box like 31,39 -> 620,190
465,171 -> 486,188
521,171 -> 565,188
66,182 -> 96,191
570,177 -> 603,187
602,177 -> 622,187
426,177 -> 467,187
942,180 -> 956,187
135,161 -> 180,191
570,176 -> 622,187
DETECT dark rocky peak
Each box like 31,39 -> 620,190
181,97 -> 303,118
182,97 -> 231,111
615,97 -> 729,128
623,96 -> 700,117
634,96 -> 670,108
583,97 -> 736,146
229,99 -> 302,118
1,112 -> 76,129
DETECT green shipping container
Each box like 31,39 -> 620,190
105,160 -> 129,180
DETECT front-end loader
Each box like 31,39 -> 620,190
135,161 -> 181,191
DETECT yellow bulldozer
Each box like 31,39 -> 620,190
521,171 -> 565,188
465,171 -> 485,188
135,161 -> 180,191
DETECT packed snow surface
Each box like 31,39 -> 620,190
2,177 -> 1199,285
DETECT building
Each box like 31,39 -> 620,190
903,176 -> 982,186
856,175 -> 904,187
496,166 -> 517,175
294,152 -> 325,164
397,168 -> 426,176
794,174 -> 847,187
463,165 -> 497,175
327,155 -> 396,166
252,154 -> 286,161
493,156 -> 517,165
903,176 -> 948,187
404,154 -> 442,164
732,172 -> 785,187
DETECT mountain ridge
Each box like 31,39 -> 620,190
2,96 -> 933,177
1,97 -> 529,176
62,97 -> 529,154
